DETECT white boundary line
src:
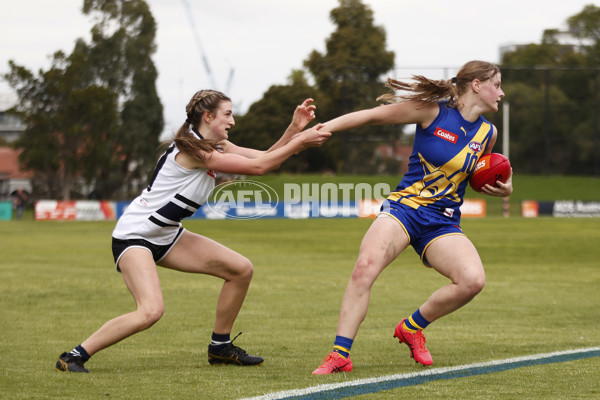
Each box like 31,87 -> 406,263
240,347 -> 600,400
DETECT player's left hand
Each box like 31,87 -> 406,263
291,98 -> 316,131
481,168 -> 513,197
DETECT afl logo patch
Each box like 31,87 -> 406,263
469,142 -> 483,152
434,127 -> 458,143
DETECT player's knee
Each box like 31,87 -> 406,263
236,257 -> 254,281
351,255 -> 379,288
462,273 -> 485,299
138,304 -> 164,329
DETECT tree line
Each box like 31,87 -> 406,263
4,0 -> 600,200
495,5 -> 600,176
4,0 -> 163,200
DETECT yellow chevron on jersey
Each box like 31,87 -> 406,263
387,102 -> 493,216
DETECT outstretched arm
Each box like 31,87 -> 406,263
269,98 -> 316,151
222,98 -> 317,158
189,124 -> 331,176
321,101 -> 439,133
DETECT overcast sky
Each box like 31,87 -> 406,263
1,0 -> 597,139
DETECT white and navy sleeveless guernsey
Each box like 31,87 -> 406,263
112,140 -> 216,245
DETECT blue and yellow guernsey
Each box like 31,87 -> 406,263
388,102 -> 493,222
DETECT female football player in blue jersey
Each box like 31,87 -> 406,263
313,60 -> 513,374
56,90 -> 330,373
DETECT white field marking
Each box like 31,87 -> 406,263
239,347 -> 600,400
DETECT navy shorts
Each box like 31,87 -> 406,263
111,228 -> 184,272
379,199 -> 464,267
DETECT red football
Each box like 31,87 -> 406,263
469,153 -> 511,192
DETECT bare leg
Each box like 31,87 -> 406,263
336,216 -> 409,339
81,248 -> 164,356
419,235 -> 486,322
160,231 -> 254,335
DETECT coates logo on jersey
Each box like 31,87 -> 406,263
434,128 -> 458,144
469,142 -> 483,152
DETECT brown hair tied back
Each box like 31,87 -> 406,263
377,60 -> 500,108
174,90 -> 231,162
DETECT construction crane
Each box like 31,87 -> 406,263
180,0 -> 234,93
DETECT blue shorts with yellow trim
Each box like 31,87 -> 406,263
379,199 -> 464,267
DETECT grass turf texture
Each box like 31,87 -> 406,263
2,175 -> 599,398
1,215 -> 599,399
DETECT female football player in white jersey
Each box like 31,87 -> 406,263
56,90 -> 330,372
313,61 -> 512,374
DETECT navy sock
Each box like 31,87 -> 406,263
210,332 -> 231,350
332,335 -> 353,359
403,309 -> 431,333
69,345 -> 90,362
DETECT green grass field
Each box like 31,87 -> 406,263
1,175 -> 599,399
